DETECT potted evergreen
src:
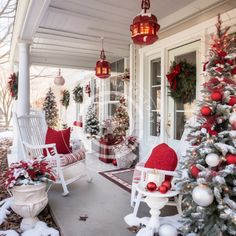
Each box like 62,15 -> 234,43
5,158 -> 56,231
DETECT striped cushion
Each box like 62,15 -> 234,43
48,149 -> 85,167
133,162 -> 145,184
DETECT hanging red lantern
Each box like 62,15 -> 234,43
95,38 -> 111,79
130,0 -> 160,45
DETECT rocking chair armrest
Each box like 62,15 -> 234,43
135,166 -> 178,177
22,141 -> 57,150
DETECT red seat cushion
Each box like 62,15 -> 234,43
43,127 -> 71,156
144,143 -> 178,181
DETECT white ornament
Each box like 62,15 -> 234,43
159,224 -> 178,236
205,153 -> 220,167
192,185 -> 214,207
229,113 -> 236,125
54,69 -> 65,86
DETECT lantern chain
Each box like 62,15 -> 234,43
141,0 -> 150,13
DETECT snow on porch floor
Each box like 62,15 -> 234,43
48,153 -> 178,236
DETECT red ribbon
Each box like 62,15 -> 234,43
166,64 -> 181,90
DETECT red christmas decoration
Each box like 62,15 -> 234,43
226,154 -> 236,165
159,185 -> 168,194
85,83 -> 91,97
112,159 -> 117,166
130,0 -> 160,45
146,182 -> 157,192
161,180 -> 172,190
211,91 -> 222,101
95,38 -> 111,79
166,64 -> 181,90
232,67 -> 236,75
227,96 -> 236,106
190,165 -> 201,178
201,106 -> 212,116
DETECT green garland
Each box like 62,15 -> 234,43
61,89 -> 70,109
73,85 -> 83,103
166,60 -> 196,103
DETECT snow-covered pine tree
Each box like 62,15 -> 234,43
43,88 -> 59,128
113,97 -> 129,137
178,15 -> 236,236
84,105 -> 99,136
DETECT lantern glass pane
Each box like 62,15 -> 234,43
102,67 -> 107,74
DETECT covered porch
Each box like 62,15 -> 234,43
1,0 -> 236,235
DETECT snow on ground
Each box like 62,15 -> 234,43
0,130 -> 13,139
0,198 -> 12,225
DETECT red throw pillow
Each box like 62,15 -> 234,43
43,127 -> 71,156
144,143 -> 178,181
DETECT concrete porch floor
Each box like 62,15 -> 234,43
48,154 -> 177,236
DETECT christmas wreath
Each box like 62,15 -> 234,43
8,72 -> 18,100
61,89 -> 70,109
73,85 -> 83,103
166,60 -> 196,103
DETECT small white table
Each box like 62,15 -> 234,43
135,184 -> 179,236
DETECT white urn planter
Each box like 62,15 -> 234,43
10,182 -> 48,231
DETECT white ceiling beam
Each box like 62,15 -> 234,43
21,0 -> 50,40
50,0 -> 133,20
31,43 -> 129,57
35,30 -> 129,49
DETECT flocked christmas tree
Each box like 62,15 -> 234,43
178,15 -> 236,236
43,88 -> 59,128
113,97 -> 129,137
84,105 -> 99,136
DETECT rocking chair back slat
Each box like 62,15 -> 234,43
15,111 -> 48,158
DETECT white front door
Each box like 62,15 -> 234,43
167,41 -> 201,148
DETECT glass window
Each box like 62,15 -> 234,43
110,77 -> 124,101
150,58 -> 161,136
174,51 -> 196,140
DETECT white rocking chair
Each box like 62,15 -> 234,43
14,111 -> 92,196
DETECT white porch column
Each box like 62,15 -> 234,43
17,42 -> 30,116
17,42 -> 30,160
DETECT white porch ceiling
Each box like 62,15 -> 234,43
10,0 -> 235,70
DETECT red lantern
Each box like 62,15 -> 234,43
95,38 -> 111,79
130,0 -> 160,45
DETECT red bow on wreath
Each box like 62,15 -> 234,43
166,64 -> 181,90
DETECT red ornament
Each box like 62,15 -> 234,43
232,67 -> 236,75
161,180 -> 172,190
146,182 -> 157,192
211,91 -> 222,101
95,39 -> 111,79
130,0 -> 160,45
190,165 -> 201,178
201,106 -> 212,116
227,96 -> 236,106
112,159 -> 117,166
218,51 -> 227,57
226,154 -> 236,165
159,185 -> 168,194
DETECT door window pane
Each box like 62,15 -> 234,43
150,58 -> 161,136
174,51 -> 196,140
